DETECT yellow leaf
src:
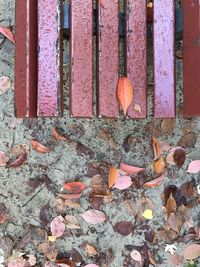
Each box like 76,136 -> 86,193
48,235 -> 57,242
108,166 -> 118,188
142,209 -> 153,220
117,77 -> 133,116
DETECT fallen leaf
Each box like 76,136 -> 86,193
84,265 -> 99,267
81,209 -> 106,225
166,147 -> 186,167
0,151 -> 9,166
64,200 -> 81,209
0,76 -> 11,95
153,157 -> 165,174
26,254 -> 37,266
76,142 -> 94,159
30,140 -> 50,154
152,137 -> 162,160
113,176 -> 132,190
0,213 -> 7,224
50,216 -> 65,238
108,166 -> 118,188
65,215 -> 80,229
169,252 -> 184,266
38,241 -> 58,261
187,160 -> 200,174
85,244 -> 98,257
58,193 -> 82,200
63,182 -> 87,194
142,209 -> 153,220
165,193 -> 177,216
178,132 -> 197,148
0,26 -> 15,43
117,77 -> 133,115
183,244 -> 200,260
161,118 -> 176,135
52,127 -> 70,142
180,179 -> 196,198
120,162 -> 144,174
8,152 -> 28,168
130,250 -> 142,263
144,175 -> 164,188
113,221 -> 134,236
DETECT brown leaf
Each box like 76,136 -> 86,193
31,140 -> 50,154
58,193 -> 82,200
153,157 -> 165,174
0,76 -> 11,95
85,244 -> 98,257
108,166 -> 118,188
183,244 -> 200,260
38,241 -> 58,261
52,127 -> 70,142
178,132 -> 197,148
8,152 -> 28,168
0,151 -> 9,166
165,193 -> 177,217
76,142 -> 94,158
180,179 -> 196,198
117,77 -> 133,115
63,182 -> 87,194
113,221 -> 134,236
173,148 -> 186,167
64,200 -> 81,209
65,215 -> 80,229
152,137 -> 162,160
0,26 -> 15,43
161,118 -> 176,135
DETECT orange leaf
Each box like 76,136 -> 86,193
153,156 -> 165,174
63,182 -> 87,194
117,77 -> 133,115
52,127 -> 70,142
144,175 -> 164,188
30,140 -> 51,154
108,166 -> 118,188
165,193 -> 177,217
0,26 -> 15,43
152,137 -> 162,160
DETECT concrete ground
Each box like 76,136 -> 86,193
0,1 -> 199,267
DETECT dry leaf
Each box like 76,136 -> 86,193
144,175 -> 164,188
85,244 -> 98,257
152,137 -> 162,160
178,132 -> 197,148
63,182 -> 87,194
26,254 -> 37,266
166,147 -> 186,167
187,160 -> 200,174
120,162 -> 144,174
58,193 -> 82,200
81,209 -> 106,225
153,157 -> 165,174
113,176 -> 132,190
130,250 -> 142,263
165,193 -> 177,217
30,140 -> 50,154
0,151 -> 9,167
0,26 -> 15,43
117,77 -> 133,115
52,127 -> 70,142
38,241 -> 58,261
50,216 -> 65,237
8,153 -> 28,168
108,166 -> 118,188
113,221 -> 134,236
84,265 -> 99,267
65,215 -> 80,229
0,76 -> 11,95
64,200 -> 81,209
169,252 -> 184,266
0,213 -> 7,224
183,244 -> 200,260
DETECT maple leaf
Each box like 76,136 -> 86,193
165,244 -> 177,255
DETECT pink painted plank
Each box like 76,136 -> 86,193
183,0 -> 200,117
125,0 -> 147,118
97,0 -> 119,118
37,0 -> 63,117
70,0 -> 93,118
153,0 -> 175,118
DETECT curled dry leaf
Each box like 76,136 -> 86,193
113,176 -> 132,190
64,200 -> 81,209
30,140 -> 50,154
165,193 -> 177,217
0,76 -> 11,95
0,151 -> 9,167
108,166 -> 119,188
63,182 -> 87,194
153,157 -> 165,174
130,250 -> 142,263
65,215 -> 80,229
50,215 -> 65,237
0,26 -> 15,43
38,241 -> 58,261
8,152 -> 28,168
85,244 -> 98,257
144,175 -> 164,188
183,244 -> 200,260
81,209 -> 106,225
166,147 -> 186,167
52,127 -> 70,142
117,77 -> 133,115
187,160 -> 200,174
152,137 -> 162,160
120,162 -> 144,174
114,221 -> 134,236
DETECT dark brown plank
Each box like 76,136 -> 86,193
153,0 -> 175,118
70,0 -> 93,118
97,0 -> 119,118
15,0 -> 37,118
37,0 -> 63,117
125,0 -> 147,118
183,0 -> 200,117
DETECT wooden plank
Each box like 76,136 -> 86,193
15,0 -> 37,118
153,0 -> 175,118
37,0 -> 63,117
70,0 -> 93,118
97,0 -> 119,118
125,0 -> 147,118
183,0 -> 200,117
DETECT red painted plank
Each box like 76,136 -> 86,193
37,0 -> 63,117
97,0 -> 119,118
15,0 -> 37,118
125,0 -> 147,118
153,0 -> 175,118
70,0 -> 93,118
183,0 -> 200,117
